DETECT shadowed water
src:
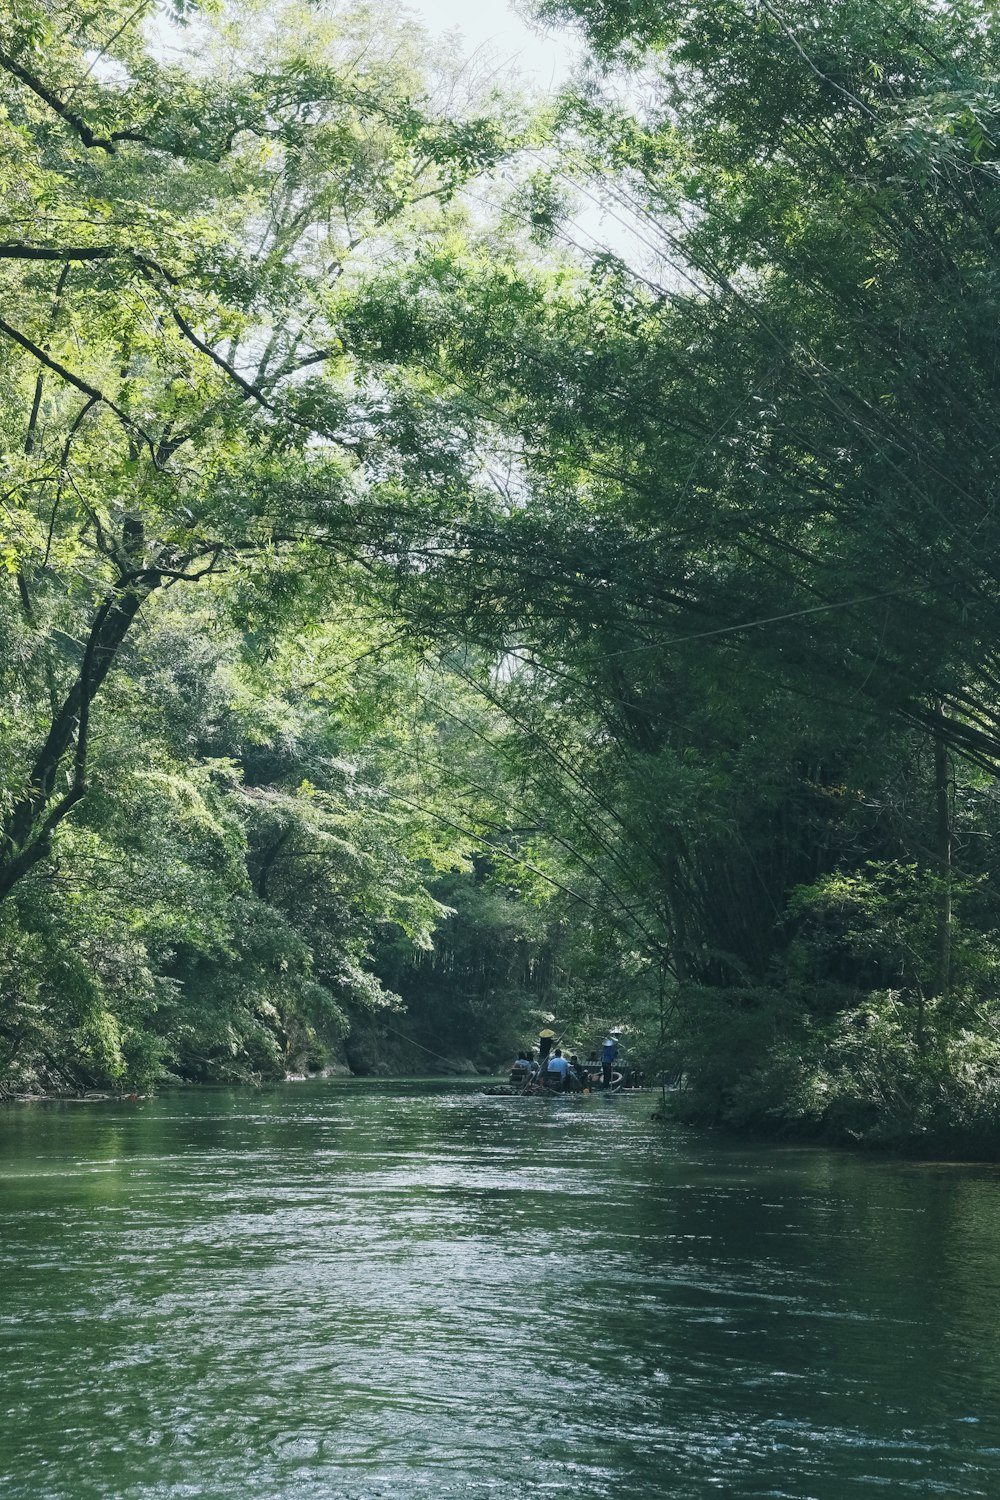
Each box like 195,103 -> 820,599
2,1080 -> 1000,1498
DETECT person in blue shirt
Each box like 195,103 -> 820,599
544,1048 -> 571,1091
601,1034 -> 619,1089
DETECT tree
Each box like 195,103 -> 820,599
0,0 -> 518,901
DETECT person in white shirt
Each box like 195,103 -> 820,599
509,1051 -> 533,1086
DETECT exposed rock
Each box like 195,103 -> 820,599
285,1063 -> 353,1081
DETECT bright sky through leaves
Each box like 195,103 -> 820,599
403,0 -> 576,89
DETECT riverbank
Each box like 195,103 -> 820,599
0,1015 -> 500,1102
653,1084 -> 1000,1161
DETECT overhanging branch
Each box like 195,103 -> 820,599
0,48 -> 150,153
0,313 -> 156,458
0,244 -> 114,261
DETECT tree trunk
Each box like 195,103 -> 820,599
0,575 -> 157,901
933,721 -> 952,1007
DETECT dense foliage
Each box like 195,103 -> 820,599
6,0 -> 1000,1150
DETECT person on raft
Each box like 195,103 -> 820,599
601,1033 -> 620,1089
509,1052 -> 533,1086
537,1028 -> 556,1063
543,1048 -> 572,1091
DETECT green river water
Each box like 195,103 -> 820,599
2,1080 -> 1000,1499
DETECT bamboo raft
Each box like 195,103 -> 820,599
482,1070 -> 643,1098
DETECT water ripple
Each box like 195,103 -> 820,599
1,1082 -> 1000,1497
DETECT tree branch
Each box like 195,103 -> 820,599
0,244 -> 115,261
167,305 -> 279,409
0,313 -> 157,457
0,48 -> 150,153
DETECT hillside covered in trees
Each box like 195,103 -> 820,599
4,0 -> 1000,1150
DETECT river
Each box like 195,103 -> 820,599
1,1080 -> 1000,1498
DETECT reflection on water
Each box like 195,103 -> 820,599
2,1082 -> 1000,1498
